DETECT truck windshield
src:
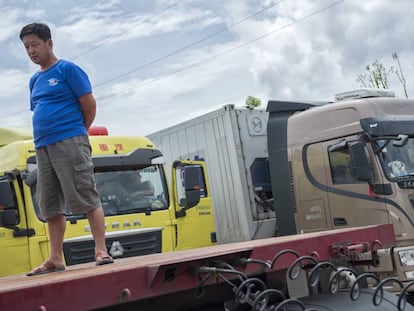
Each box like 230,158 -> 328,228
377,138 -> 414,179
90,165 -> 169,217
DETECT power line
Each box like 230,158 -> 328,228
2,0 -> 286,122
92,0 -> 287,89
72,0 -> 185,60
2,0 -> 345,124
96,0 -> 345,102
0,0 -> 184,97
0,1 -> 186,122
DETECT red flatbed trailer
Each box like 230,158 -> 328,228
0,225 -> 397,311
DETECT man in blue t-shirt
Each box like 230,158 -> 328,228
20,23 -> 113,276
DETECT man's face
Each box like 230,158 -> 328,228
22,34 -> 52,66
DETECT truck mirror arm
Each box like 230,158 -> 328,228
370,135 -> 408,154
372,139 -> 390,154
175,209 -> 186,218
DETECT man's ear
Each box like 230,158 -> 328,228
47,39 -> 53,49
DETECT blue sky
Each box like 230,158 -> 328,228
1,0 -> 413,136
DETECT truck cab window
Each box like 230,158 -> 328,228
377,138 -> 414,179
0,178 -> 20,225
79,165 -> 169,218
328,145 -> 359,184
250,158 -> 274,211
176,165 -> 207,207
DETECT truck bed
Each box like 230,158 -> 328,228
0,224 -> 396,311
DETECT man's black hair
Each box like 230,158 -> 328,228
19,23 -> 51,42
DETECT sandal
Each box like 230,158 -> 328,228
27,260 -> 65,276
95,251 -> 114,266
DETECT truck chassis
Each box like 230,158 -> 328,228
1,224 -> 411,311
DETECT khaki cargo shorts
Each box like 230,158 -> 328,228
36,135 -> 101,220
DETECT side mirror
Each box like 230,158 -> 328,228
183,166 -> 201,209
25,169 -> 37,187
0,209 -> 19,227
175,166 -> 201,218
0,179 -> 15,209
349,142 -> 373,182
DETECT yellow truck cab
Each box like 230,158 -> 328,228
0,127 -> 216,277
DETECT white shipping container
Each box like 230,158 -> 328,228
148,104 -> 276,244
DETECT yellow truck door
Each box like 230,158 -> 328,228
0,178 -> 31,276
172,160 -> 216,250
22,168 -> 52,271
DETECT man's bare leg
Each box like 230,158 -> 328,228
46,214 -> 66,265
88,207 -> 113,264
27,214 -> 66,275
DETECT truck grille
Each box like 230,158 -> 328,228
63,229 -> 162,266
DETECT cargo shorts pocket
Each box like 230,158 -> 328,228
73,162 -> 94,190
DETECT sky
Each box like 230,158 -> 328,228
1,0 -> 413,136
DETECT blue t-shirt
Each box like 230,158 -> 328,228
30,59 -> 91,148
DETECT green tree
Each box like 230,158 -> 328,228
356,52 -> 408,98
356,60 -> 390,89
244,96 -> 261,110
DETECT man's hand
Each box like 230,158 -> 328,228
79,93 -> 97,129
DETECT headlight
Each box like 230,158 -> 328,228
399,249 -> 414,266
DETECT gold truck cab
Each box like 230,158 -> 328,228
267,89 -> 414,290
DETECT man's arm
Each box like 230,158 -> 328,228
79,93 -> 97,130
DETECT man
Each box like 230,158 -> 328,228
99,171 -> 155,201
120,171 -> 155,198
20,23 -> 113,276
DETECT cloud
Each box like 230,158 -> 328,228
56,3 -> 222,46
1,0 -> 413,136
94,39 -> 253,135
232,0 -> 414,100
0,9 -> 21,43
